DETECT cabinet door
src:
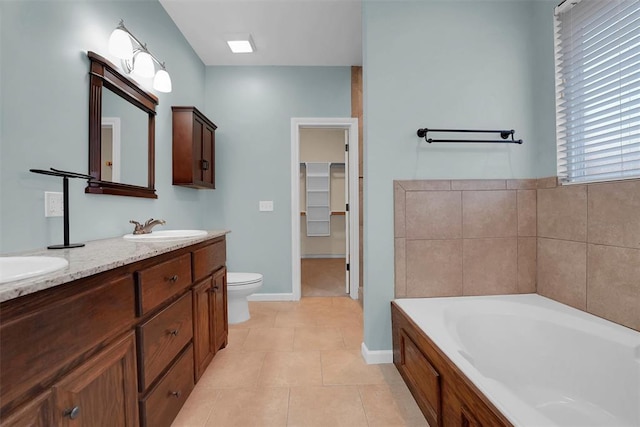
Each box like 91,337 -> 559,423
1,390 -> 55,427
53,332 -> 138,427
192,278 -> 214,381
202,123 -> 214,187
192,116 -> 204,183
212,268 -> 228,352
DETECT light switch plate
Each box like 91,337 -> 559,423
259,200 -> 274,212
45,192 -> 64,217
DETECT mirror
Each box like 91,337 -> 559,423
87,51 -> 158,198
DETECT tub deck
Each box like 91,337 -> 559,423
392,294 -> 640,427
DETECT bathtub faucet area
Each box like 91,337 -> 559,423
130,218 -> 166,234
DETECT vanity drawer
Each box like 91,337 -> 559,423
193,238 -> 226,281
136,254 -> 192,316
137,292 -> 193,391
140,344 -> 194,427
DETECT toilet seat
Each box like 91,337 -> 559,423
227,272 -> 262,286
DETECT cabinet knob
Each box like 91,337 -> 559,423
168,275 -> 179,283
63,406 -> 80,420
170,390 -> 182,398
169,329 -> 179,336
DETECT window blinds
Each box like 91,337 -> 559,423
554,0 -> 640,183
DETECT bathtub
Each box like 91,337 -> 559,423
392,294 -> 640,427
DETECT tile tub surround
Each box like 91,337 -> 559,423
394,179 -> 537,299
0,230 -> 229,303
394,178 -> 640,332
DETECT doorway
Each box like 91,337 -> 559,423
291,118 -> 359,301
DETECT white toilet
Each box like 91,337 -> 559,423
226,272 -> 263,324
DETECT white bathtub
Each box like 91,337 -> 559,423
394,294 -> 640,427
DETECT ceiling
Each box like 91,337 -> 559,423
159,0 -> 363,66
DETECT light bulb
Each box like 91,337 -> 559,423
132,51 -> 155,78
108,28 -> 133,60
153,69 -> 172,93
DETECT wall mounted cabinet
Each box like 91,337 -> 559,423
172,106 -> 217,189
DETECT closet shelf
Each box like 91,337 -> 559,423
300,211 -> 345,216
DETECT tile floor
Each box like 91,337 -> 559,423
301,258 -> 348,297
172,296 -> 428,426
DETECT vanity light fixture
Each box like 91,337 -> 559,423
108,20 -> 172,92
225,34 -> 256,53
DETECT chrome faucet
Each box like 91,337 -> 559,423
130,218 -> 166,235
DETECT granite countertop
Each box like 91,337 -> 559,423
0,230 -> 229,303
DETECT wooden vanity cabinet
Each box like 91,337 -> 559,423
172,106 -> 217,189
192,239 -> 227,381
0,235 -> 228,427
392,303 -> 512,427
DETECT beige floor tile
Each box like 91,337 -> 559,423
340,326 -> 363,349
380,364 -> 406,384
293,327 -> 345,350
250,301 -> 301,313
274,310 -> 319,327
287,385 -> 368,427
332,296 -> 362,310
317,312 -> 363,329
171,387 -> 219,427
223,328 -> 250,352
258,351 -> 323,386
321,349 -> 388,385
229,309 -> 277,329
243,327 -> 295,351
359,384 -> 429,426
197,350 -> 266,389
205,387 -> 289,427
299,297 -> 336,308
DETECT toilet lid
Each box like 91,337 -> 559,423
227,272 -> 262,286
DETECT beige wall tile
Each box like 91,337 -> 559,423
462,191 -> 517,238
507,179 -> 538,190
537,238 -> 587,310
588,180 -> 640,249
394,182 -> 405,238
406,239 -> 463,297
405,191 -> 462,239
463,238 -> 517,295
451,180 -> 506,190
395,238 -> 406,297
397,180 -> 451,191
537,176 -> 558,188
517,190 -> 537,237
538,185 -> 587,241
517,237 -> 536,293
587,244 -> 640,331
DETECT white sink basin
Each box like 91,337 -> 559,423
0,256 -> 69,283
123,229 -> 208,242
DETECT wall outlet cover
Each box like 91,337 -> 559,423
259,200 -> 274,212
45,192 -> 64,217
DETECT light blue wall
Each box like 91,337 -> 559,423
203,66 -> 351,294
362,0 -> 556,350
0,0 -> 209,253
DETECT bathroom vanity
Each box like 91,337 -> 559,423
0,231 -> 228,427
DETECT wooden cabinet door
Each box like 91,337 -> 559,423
2,390 -> 55,427
53,332 -> 138,427
192,115 -> 204,183
202,123 -> 214,187
192,278 -> 214,381
212,268 -> 228,352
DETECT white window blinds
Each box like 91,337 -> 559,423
554,0 -> 640,184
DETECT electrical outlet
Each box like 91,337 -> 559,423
259,200 -> 274,212
45,192 -> 64,217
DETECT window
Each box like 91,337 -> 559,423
554,0 -> 640,184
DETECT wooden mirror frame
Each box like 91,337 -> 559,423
86,51 -> 158,198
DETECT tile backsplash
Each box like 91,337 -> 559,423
394,178 -> 640,332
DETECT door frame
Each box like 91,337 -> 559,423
291,117 -> 359,301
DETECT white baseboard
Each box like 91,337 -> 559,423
361,342 -> 393,364
247,293 -> 296,302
